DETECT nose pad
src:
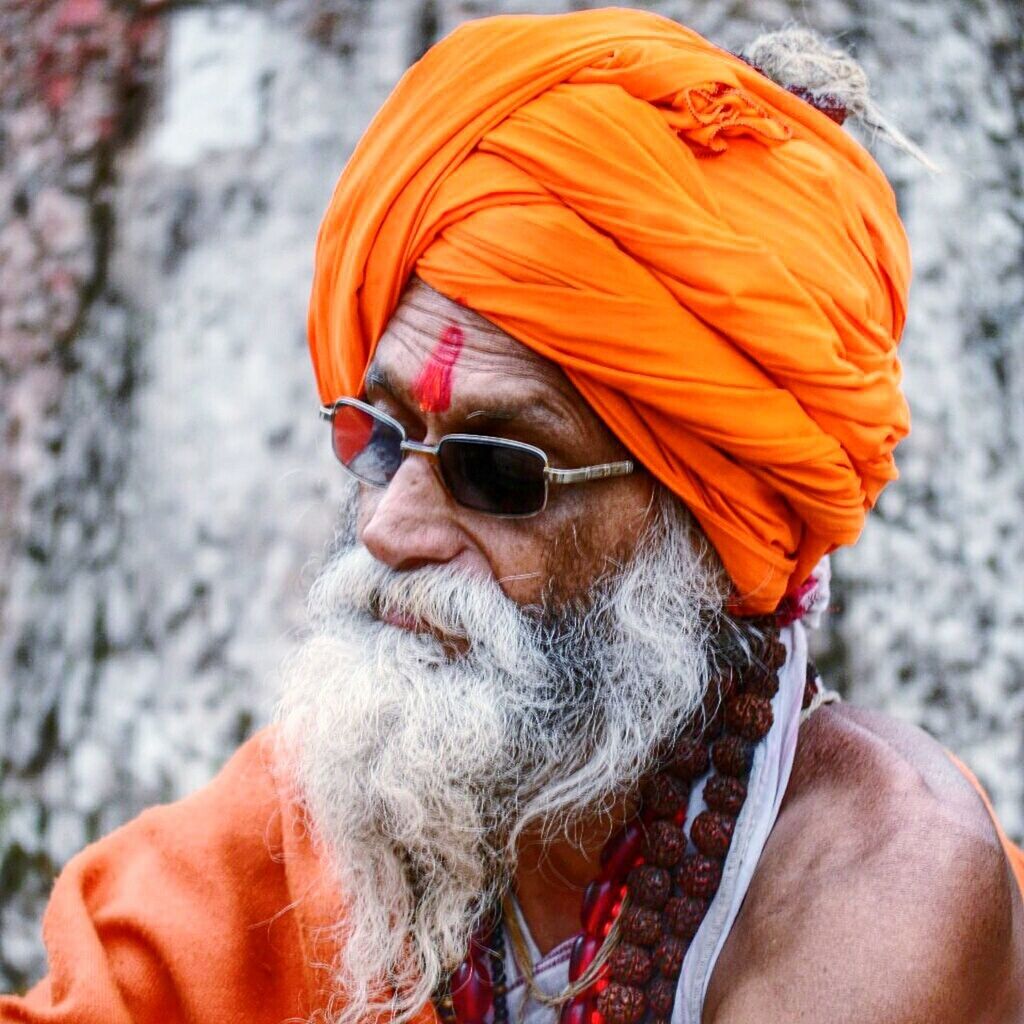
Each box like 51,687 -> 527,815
400,439 -> 438,457
397,440 -> 449,496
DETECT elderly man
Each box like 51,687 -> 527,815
2,9 -> 1022,1024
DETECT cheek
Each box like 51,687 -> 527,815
478,476 -> 654,605
470,520 -> 563,604
541,477 -> 655,599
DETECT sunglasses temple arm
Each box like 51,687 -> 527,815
546,460 -> 634,485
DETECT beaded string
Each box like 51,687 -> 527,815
502,892 -> 623,1010
435,915 -> 506,1024
491,919 -> 508,1024
436,636 -> 817,1024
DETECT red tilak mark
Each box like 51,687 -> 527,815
411,324 -> 464,413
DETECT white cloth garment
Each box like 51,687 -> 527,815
502,904 -> 573,1024
673,616 -> 808,1023
501,558 -> 830,1024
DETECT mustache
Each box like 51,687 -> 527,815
309,544 -> 542,637
306,545 -> 562,685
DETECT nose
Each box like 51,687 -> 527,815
358,451 -> 469,572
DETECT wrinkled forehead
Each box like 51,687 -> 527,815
382,277 -> 501,346
368,276 -> 581,411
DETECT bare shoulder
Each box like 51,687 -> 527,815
705,703 -> 1024,1024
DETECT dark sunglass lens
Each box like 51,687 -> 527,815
330,404 -> 403,486
438,438 -> 546,515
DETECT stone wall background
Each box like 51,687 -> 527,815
1,0 -> 1021,991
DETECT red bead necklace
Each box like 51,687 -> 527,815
436,642 -> 817,1024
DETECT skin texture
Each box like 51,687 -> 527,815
706,705 -> 1024,1023
355,280 -> 1024,1023
357,279 -> 655,607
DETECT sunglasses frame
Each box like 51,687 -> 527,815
319,396 -> 635,518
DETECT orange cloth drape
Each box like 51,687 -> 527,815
951,754 -> 1024,897
307,8 -> 912,614
0,730 -> 436,1024
0,731 -> 339,1023
0,731 -> 1019,1020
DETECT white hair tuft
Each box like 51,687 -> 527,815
742,27 -> 940,173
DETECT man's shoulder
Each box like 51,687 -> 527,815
1,729 -> 345,1019
53,727 -> 289,907
705,703 -> 1024,1023
782,701 -> 1007,850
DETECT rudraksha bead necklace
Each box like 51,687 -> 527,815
435,636 -> 818,1024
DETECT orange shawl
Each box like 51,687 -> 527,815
1,732 -> 1019,1022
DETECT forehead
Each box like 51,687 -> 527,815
368,278 -> 574,403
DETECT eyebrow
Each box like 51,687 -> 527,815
364,361 -> 564,431
363,364 -> 396,396
465,408 -> 515,422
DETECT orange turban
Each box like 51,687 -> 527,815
307,8 -> 911,614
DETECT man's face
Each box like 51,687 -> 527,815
355,278 -> 655,606
277,278 -> 732,1024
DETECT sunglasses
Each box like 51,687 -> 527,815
319,397 -> 635,517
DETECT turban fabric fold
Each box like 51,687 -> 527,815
307,8 -> 911,614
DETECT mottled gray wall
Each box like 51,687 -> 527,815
1,0 -> 1021,991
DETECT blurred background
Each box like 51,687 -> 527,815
1,0 -> 1021,991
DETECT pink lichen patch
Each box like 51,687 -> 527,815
95,113 -> 115,140
43,74 -> 75,111
55,0 -> 105,30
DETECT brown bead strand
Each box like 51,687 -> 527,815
641,821 -> 687,868
439,631 -> 787,1024
595,636 -> 782,1024
803,659 -> 821,710
690,810 -> 735,859
609,943 -> 654,986
702,775 -> 746,816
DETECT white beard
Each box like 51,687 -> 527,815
274,492 -> 734,1024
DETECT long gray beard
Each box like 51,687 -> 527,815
274,492 -> 734,1024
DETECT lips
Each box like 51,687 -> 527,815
376,607 -> 469,658
381,609 -> 424,632
368,591 -> 425,633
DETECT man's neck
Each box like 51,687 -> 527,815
513,803 -> 636,955
514,837 -> 597,955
